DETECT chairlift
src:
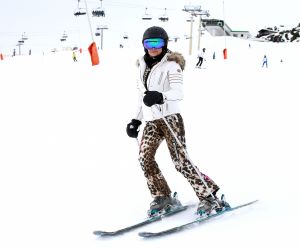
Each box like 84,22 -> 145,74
92,8 -> 105,17
95,32 -> 101,36
142,8 -> 152,20
123,32 -> 129,39
60,31 -> 68,42
96,25 -> 108,31
92,0 -> 105,17
74,0 -> 86,16
158,8 -> 169,22
22,32 -> 28,41
74,8 -> 86,16
173,36 -> 180,42
62,31 -> 68,39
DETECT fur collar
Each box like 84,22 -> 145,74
167,52 -> 185,71
137,51 -> 186,71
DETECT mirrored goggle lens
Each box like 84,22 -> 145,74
143,38 -> 165,49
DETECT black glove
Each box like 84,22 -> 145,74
143,91 -> 164,107
126,119 -> 142,138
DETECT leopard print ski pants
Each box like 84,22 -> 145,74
139,113 -> 219,201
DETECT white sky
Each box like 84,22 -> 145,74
0,0 -> 299,54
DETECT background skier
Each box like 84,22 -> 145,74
262,54 -> 268,68
72,51 -> 77,62
196,48 -> 206,68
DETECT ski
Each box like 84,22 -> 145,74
93,204 -> 192,236
139,200 -> 258,238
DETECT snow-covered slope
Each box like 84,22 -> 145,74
0,34 -> 299,249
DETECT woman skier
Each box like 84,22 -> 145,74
126,26 -> 228,217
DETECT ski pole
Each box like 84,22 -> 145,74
154,105 -> 218,203
135,137 -> 140,148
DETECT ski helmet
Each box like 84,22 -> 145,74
142,26 -> 169,48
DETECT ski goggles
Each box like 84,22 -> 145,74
143,38 -> 165,49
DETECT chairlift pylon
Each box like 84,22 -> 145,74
142,7 -> 152,20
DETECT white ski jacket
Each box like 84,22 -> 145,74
135,52 -> 185,121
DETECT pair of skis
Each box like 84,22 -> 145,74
93,200 -> 258,238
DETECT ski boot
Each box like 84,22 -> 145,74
197,194 -> 230,217
147,192 -> 182,217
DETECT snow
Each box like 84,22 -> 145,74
0,34 -> 299,249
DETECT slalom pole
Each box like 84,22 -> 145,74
154,105 -> 218,203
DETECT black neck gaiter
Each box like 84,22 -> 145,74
143,48 -> 168,69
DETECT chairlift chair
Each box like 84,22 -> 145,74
173,36 -> 180,42
74,0 -> 86,16
92,0 -> 105,17
62,31 -> 68,39
186,17 -> 195,22
60,31 -> 68,41
74,8 -> 86,16
158,16 -> 169,22
92,8 -> 105,17
22,33 -> 28,41
142,8 -> 152,20
123,33 -> 128,39
158,8 -> 169,22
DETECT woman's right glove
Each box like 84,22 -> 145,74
126,119 -> 142,138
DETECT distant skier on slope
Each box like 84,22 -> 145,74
72,51 -> 77,62
262,54 -> 268,68
126,26 -> 229,218
196,48 -> 206,68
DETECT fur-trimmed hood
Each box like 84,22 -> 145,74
136,51 -> 186,71
166,52 -> 185,71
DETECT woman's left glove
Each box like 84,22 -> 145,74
143,91 -> 164,107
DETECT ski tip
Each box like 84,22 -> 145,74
248,200 -> 259,205
138,232 -> 155,238
93,230 -> 116,236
